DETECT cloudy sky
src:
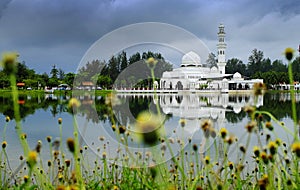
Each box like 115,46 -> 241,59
0,0 -> 299,73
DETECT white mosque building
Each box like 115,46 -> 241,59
160,24 -> 263,93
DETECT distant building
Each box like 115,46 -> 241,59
160,24 -> 263,93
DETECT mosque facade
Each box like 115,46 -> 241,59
159,24 -> 263,93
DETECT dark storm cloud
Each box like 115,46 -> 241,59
0,0 -> 299,72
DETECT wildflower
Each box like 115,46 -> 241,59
135,111 -> 163,145
5,116 -> 10,122
253,82 -> 266,96
66,138 -> 75,153
1,52 -> 18,74
260,151 -> 268,164
209,127 -> 217,138
225,135 -> 235,145
102,152 -> 107,159
268,141 -> 277,155
68,98 -> 81,114
27,151 -> 38,168
258,174 -> 269,190
112,124 -> 116,131
118,125 -> 126,134
228,161 -> 234,170
46,136 -> 52,143
146,57 -> 158,69
58,118 -> 62,125
58,174 -> 64,182
239,145 -> 246,153
23,175 -> 29,183
291,141 -> 300,157
245,121 -> 257,133
204,156 -> 210,164
243,105 -> 255,114
268,154 -> 274,163
265,121 -> 273,131
1,141 -> 7,149
236,164 -> 244,172
47,160 -> 51,167
284,47 -> 295,61
56,185 -> 66,190
253,146 -> 260,157
220,128 -> 228,139
21,133 -> 27,140
113,186 -> 119,190
201,119 -> 212,131
35,140 -> 42,153
275,138 -> 281,146
179,118 -> 186,127
192,144 -> 198,152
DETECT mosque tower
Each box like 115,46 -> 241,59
217,24 -> 227,75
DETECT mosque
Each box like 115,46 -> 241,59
159,24 -> 263,93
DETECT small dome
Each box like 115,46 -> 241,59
233,72 -> 242,79
181,51 -> 201,67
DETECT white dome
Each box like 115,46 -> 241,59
181,51 -> 201,67
233,72 -> 242,79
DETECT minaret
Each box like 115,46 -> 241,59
217,24 -> 227,75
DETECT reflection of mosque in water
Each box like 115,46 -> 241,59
159,93 -> 263,133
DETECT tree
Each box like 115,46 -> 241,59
271,60 -> 287,72
50,65 -> 58,79
63,72 -> 75,87
120,51 -> 128,72
206,52 -> 218,68
128,52 -> 141,65
247,49 -> 264,77
226,58 -> 246,75
58,68 -> 65,80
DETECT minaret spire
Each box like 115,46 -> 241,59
217,24 -> 227,75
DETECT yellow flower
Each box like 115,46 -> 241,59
146,57 -> 158,68
253,146 -> 260,157
66,138 -> 75,153
23,175 -> 29,183
1,141 -> 7,149
245,121 -> 257,133
253,82 -> 266,96
1,52 -> 19,74
58,118 -> 62,125
265,121 -> 273,131
284,47 -> 295,61
27,151 -> 38,168
5,116 -> 10,122
135,111 -> 164,145
204,156 -> 210,164
260,151 -> 268,164
220,128 -> 228,138
291,141 -> 300,157
258,174 -> 269,189
179,118 -> 186,127
268,141 -> 277,155
68,98 -> 81,109
228,161 -> 234,170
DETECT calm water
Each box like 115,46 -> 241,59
1,92 -> 300,168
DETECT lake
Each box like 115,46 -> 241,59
0,91 -> 299,169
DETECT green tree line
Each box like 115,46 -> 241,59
225,48 -> 300,88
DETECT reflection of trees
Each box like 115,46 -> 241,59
225,93 -> 300,123
258,93 -> 300,120
225,110 -> 247,123
0,93 -> 69,120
